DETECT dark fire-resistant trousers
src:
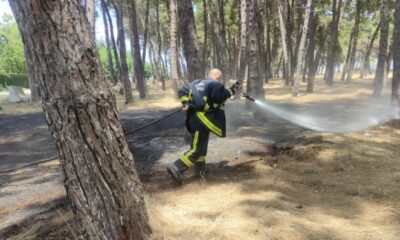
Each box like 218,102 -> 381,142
175,114 -> 210,171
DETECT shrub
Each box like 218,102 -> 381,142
0,74 -> 29,88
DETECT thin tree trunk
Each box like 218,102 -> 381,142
105,0 -> 121,87
373,0 -> 390,96
202,0 -> 208,69
177,0 -> 202,82
115,0 -> 133,103
237,0 -> 248,84
307,8 -> 317,93
392,0 -> 400,106
293,0 -> 313,96
341,30 -> 354,82
128,0 -> 146,99
247,0 -> 264,98
141,0 -> 150,64
361,22 -> 380,79
169,0 -> 179,91
9,1 -> 151,239
324,0 -> 344,86
101,0 -> 117,85
277,0 -> 293,85
264,0 -> 272,81
345,0 -> 362,83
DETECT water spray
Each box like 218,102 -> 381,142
240,92 -> 398,133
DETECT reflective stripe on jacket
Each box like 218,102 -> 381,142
178,78 -> 233,137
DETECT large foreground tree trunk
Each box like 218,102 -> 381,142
373,0 -> 390,96
177,0 -> 202,82
393,0 -> 400,106
9,0 -> 151,239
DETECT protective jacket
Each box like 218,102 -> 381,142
178,78 -> 234,137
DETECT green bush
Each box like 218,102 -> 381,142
0,74 -> 29,88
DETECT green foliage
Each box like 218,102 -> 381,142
0,74 -> 29,88
0,13 -> 26,75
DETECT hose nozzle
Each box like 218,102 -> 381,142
242,93 -> 255,102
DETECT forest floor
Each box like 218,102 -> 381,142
1,76 -> 400,240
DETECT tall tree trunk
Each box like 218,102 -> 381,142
341,30 -> 354,82
101,0 -> 117,85
105,0 -> 122,87
361,22 -> 381,79
324,0 -> 344,86
237,0 -> 248,84
85,0 -> 96,38
307,7 -> 317,93
141,0 -> 150,65
247,0 -> 264,98
264,0 -> 272,81
373,0 -> 390,96
115,0 -> 134,103
202,0 -> 208,70
293,0 -> 313,96
128,0 -> 146,99
277,0 -> 293,85
345,0 -> 362,83
169,0 -> 179,91
392,0 -> 400,106
9,0 -> 151,239
177,0 -> 203,82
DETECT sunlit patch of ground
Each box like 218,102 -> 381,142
1,75 -> 400,239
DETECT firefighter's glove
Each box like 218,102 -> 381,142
181,104 -> 190,112
230,81 -> 242,94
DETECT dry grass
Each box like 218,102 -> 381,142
1,76 -> 400,239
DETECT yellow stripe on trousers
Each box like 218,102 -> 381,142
196,112 -> 222,137
180,131 -> 199,167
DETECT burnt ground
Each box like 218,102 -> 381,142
1,78 -> 400,239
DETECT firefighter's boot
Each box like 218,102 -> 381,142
167,160 -> 186,184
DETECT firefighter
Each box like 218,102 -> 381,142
167,68 -> 241,183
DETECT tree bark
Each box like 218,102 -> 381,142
306,7 -> 317,93
114,0 -> 134,103
236,0 -> 248,84
85,0 -> 96,38
9,0 -> 151,239
293,0 -> 313,96
177,0 -> 203,82
101,0 -> 117,86
247,0 -> 264,98
360,22 -> 380,79
128,0 -> 146,99
373,0 -> 390,96
21,39 -> 40,101
169,0 -> 179,91
392,0 -> 400,106
202,0 -> 208,69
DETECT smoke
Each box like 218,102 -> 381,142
253,98 -> 399,133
